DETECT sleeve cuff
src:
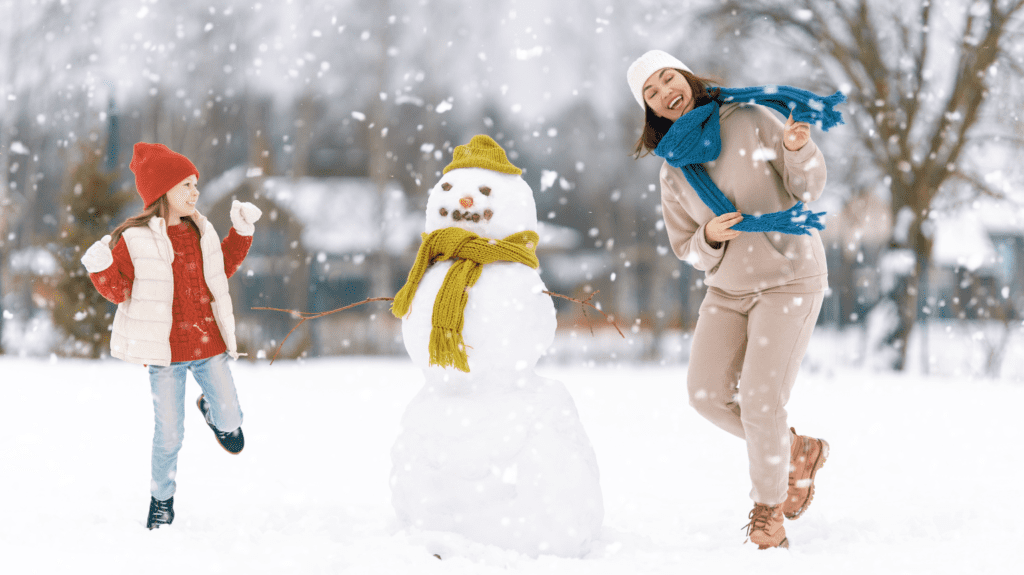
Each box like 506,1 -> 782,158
694,222 -> 726,267
784,138 -> 819,165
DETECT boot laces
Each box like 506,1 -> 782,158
151,499 -> 172,521
743,504 -> 775,537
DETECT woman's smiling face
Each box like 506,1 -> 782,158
642,67 -> 694,121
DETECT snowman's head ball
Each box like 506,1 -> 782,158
425,168 -> 538,239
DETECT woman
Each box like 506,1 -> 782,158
626,50 -> 839,549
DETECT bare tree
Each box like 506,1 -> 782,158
708,0 -> 1024,370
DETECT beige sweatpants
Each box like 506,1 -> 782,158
687,288 -> 824,506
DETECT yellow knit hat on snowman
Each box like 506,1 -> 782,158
443,135 -> 522,175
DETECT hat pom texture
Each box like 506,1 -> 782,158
129,142 -> 200,207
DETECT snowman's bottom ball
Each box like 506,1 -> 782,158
390,372 -> 604,558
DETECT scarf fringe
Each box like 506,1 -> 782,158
719,86 -> 846,132
429,326 -> 470,372
732,201 -> 826,236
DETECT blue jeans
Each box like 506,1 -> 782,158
148,353 -> 243,500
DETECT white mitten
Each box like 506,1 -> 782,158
230,200 -> 262,236
81,235 -> 114,273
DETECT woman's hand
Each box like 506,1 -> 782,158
704,212 -> 743,248
784,114 -> 811,151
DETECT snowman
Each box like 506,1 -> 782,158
389,135 -> 604,558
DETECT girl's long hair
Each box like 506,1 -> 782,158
109,195 -> 199,247
632,69 -> 722,158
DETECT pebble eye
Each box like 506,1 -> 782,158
479,186 -> 491,196
441,182 -> 452,191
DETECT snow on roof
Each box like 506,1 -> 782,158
961,197 -> 1024,234
536,221 -> 581,250
260,177 -> 422,255
539,251 -> 612,287
198,164 -> 255,208
931,199 -> 1024,271
198,165 -> 580,256
197,165 -> 424,255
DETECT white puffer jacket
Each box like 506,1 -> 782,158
109,212 -> 238,366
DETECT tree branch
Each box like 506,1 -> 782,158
947,170 -> 1010,201
543,289 -> 625,338
922,6 -> 1013,193
254,289 -> 627,364
253,297 -> 395,364
903,0 -> 933,131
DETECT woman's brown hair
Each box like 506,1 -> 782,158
109,195 -> 199,247
632,69 -> 722,158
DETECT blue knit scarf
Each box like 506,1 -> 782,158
653,86 -> 845,236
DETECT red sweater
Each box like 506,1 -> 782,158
90,221 -> 252,363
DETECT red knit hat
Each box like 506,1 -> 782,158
129,142 -> 200,207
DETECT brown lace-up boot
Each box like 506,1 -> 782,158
744,503 -> 788,549
784,427 -> 829,519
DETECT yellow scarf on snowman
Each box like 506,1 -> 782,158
392,227 -> 540,372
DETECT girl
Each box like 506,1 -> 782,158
626,51 -> 841,549
81,142 -> 262,530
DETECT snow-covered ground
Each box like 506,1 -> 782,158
1,352 -> 1022,574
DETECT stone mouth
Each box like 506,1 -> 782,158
438,208 -> 493,222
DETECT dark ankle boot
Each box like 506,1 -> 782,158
197,395 -> 244,454
146,496 -> 174,530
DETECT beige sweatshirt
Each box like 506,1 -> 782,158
659,102 -> 829,296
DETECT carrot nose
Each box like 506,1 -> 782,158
459,197 -> 473,209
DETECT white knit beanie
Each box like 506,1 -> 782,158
626,50 -> 692,110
